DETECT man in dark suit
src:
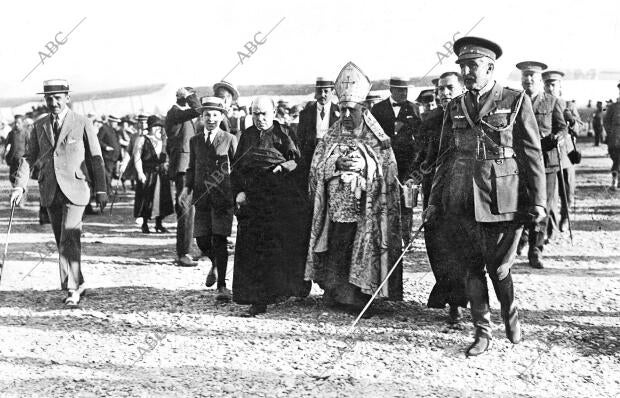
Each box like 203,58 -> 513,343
165,87 -> 201,267
371,76 -> 421,245
407,72 -> 467,324
424,37 -> 546,356
516,62 -> 567,269
98,115 -> 122,194
297,77 -> 339,190
179,97 -> 237,301
10,79 -> 107,307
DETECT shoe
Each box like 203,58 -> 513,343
448,305 -> 462,324
84,205 -> 98,215
141,224 -> 150,234
64,290 -> 81,307
155,225 -> 169,233
176,255 -> 198,267
215,287 -> 232,302
528,249 -> 544,269
205,266 -> 217,286
559,217 -> 568,232
466,333 -> 490,357
242,304 -> 267,317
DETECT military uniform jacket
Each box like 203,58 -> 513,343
531,92 -> 567,173
185,128 -> 237,212
604,102 -> 620,149
429,82 -> 546,222
371,98 -> 421,178
14,110 -> 107,207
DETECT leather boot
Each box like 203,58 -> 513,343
528,247 -> 544,269
466,276 -> 492,357
491,273 -> 522,344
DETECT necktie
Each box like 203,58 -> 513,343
392,102 -> 405,107
471,91 -> 480,113
52,116 -> 60,144
319,107 -> 325,120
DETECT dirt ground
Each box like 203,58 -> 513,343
0,138 -> 618,397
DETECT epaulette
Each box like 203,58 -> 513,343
363,110 -> 391,149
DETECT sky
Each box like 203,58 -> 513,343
1,0 -> 619,98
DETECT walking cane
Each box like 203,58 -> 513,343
0,202 -> 17,284
349,223 -> 425,332
557,142 -> 574,245
109,182 -> 119,217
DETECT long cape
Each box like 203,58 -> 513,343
304,111 -> 403,299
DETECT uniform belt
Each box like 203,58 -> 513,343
475,145 -> 515,161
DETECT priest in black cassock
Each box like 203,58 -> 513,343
231,96 -> 311,316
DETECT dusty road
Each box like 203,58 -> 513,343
0,139 -> 618,397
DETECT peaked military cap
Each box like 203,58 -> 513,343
516,61 -> 548,73
453,36 -> 502,63
542,70 -> 565,82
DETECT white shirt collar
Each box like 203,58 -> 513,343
473,80 -> 494,98
51,106 -> 69,125
205,127 -> 219,143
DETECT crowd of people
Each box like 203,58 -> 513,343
5,35 -> 620,357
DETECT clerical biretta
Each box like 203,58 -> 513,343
305,62 -> 403,314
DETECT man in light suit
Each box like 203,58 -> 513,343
179,97 -> 237,301
10,79 -> 107,306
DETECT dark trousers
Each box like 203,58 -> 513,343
196,234 -> 228,288
522,171 -> 556,252
452,216 -> 522,337
557,166 -> 575,220
47,187 -> 85,291
594,127 -> 602,146
174,173 -> 194,257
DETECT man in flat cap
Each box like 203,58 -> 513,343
98,114 -> 122,195
371,76 -> 421,246
213,80 -> 240,134
424,37 -> 546,356
515,61 -> 567,268
407,71 -> 467,324
604,83 -> 620,190
543,71 -> 577,235
10,79 -> 108,306
179,97 -> 237,301
297,77 -> 340,190
165,87 -> 201,267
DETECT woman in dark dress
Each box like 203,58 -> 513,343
133,116 -> 174,233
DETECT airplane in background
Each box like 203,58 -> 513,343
1,69 -> 618,125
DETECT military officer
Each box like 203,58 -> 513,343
515,61 -> 567,268
371,76 -> 421,246
424,37 -> 546,356
10,79 -> 108,307
542,71 -> 576,236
